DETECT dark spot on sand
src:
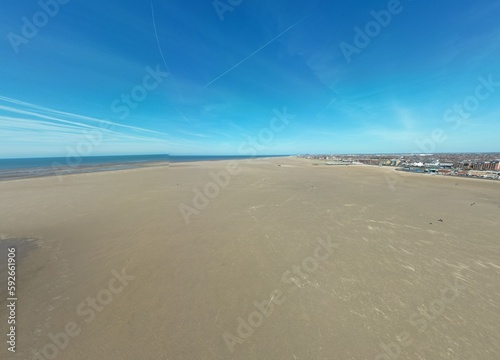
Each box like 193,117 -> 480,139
0,236 -> 40,273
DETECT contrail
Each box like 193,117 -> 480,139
150,1 -> 184,101
0,96 -> 174,140
174,106 -> 191,124
204,16 -> 309,87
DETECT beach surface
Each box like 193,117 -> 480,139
0,157 -> 499,359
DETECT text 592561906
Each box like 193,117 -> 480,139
7,247 -> 17,353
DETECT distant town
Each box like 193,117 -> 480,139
301,153 -> 500,180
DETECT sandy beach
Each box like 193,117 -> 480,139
0,157 -> 499,360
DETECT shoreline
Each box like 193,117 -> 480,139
2,155 -> 498,184
0,155 -> 291,182
0,161 -> 170,182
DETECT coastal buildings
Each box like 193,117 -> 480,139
302,153 -> 500,180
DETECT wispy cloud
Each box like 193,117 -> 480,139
0,96 -> 194,157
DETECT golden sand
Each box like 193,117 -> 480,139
0,157 -> 499,359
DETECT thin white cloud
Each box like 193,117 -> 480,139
0,96 -> 197,157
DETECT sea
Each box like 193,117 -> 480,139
0,155 -> 286,180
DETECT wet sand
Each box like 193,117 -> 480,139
0,157 -> 499,359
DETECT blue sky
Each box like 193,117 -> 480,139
1,0 -> 499,157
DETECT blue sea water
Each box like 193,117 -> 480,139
0,154 -> 170,180
0,155 -> 170,170
0,154 -> 286,180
